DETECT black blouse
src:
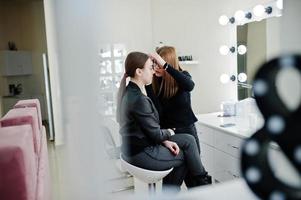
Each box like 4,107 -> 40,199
146,64 -> 198,129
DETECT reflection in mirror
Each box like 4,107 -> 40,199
237,16 -> 281,100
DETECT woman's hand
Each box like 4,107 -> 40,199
149,52 -> 166,67
162,140 -> 180,155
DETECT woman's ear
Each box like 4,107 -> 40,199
135,68 -> 143,77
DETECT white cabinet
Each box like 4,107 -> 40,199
196,112 -> 298,186
196,112 -> 263,183
197,123 -> 242,183
214,131 -> 243,159
199,142 -> 216,176
0,50 -> 33,76
198,124 -> 300,184
214,149 -> 240,182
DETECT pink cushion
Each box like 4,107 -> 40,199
14,99 -> 42,130
0,108 -> 41,154
0,126 -> 37,200
36,126 -> 51,200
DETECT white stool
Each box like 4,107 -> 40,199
120,155 -> 173,194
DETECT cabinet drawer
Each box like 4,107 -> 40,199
214,150 -> 241,182
214,131 -> 244,158
196,123 -> 214,146
200,142 -> 215,176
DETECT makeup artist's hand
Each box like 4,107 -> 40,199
149,52 -> 166,67
162,140 -> 180,156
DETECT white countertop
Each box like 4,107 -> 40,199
196,112 -> 264,140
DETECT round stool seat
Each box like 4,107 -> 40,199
120,155 -> 173,184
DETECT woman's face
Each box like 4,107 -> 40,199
154,62 -> 165,77
141,58 -> 155,85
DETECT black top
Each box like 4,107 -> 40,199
146,64 -> 198,129
119,81 -> 172,156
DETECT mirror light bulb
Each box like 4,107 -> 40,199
220,74 -> 230,84
238,45 -> 247,55
238,73 -> 248,82
219,45 -> 229,55
234,10 -> 245,21
276,0 -> 283,10
253,5 -> 265,17
219,15 -> 229,25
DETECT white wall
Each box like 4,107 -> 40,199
44,0 -> 277,122
44,0 -> 153,199
281,0 -> 301,54
96,0 -> 153,52
266,16 -> 282,60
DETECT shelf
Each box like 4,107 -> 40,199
179,61 -> 199,65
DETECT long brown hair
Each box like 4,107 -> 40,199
116,52 -> 149,122
153,46 -> 182,98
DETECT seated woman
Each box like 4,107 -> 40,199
117,52 -> 211,191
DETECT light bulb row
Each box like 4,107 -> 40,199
220,73 -> 248,84
219,45 -> 247,55
219,0 -> 283,26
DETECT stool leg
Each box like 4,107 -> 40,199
148,183 -> 156,194
148,183 -> 152,194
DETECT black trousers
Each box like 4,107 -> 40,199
174,123 -> 202,188
174,124 -> 200,153
123,134 -> 206,191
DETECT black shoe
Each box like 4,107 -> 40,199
193,174 -> 212,187
201,174 -> 212,185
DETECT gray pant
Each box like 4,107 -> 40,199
123,134 -> 206,190
174,123 -> 202,188
174,123 -> 200,154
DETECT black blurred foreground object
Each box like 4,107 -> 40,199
241,55 -> 301,200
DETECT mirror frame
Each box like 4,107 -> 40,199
218,0 -> 283,101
